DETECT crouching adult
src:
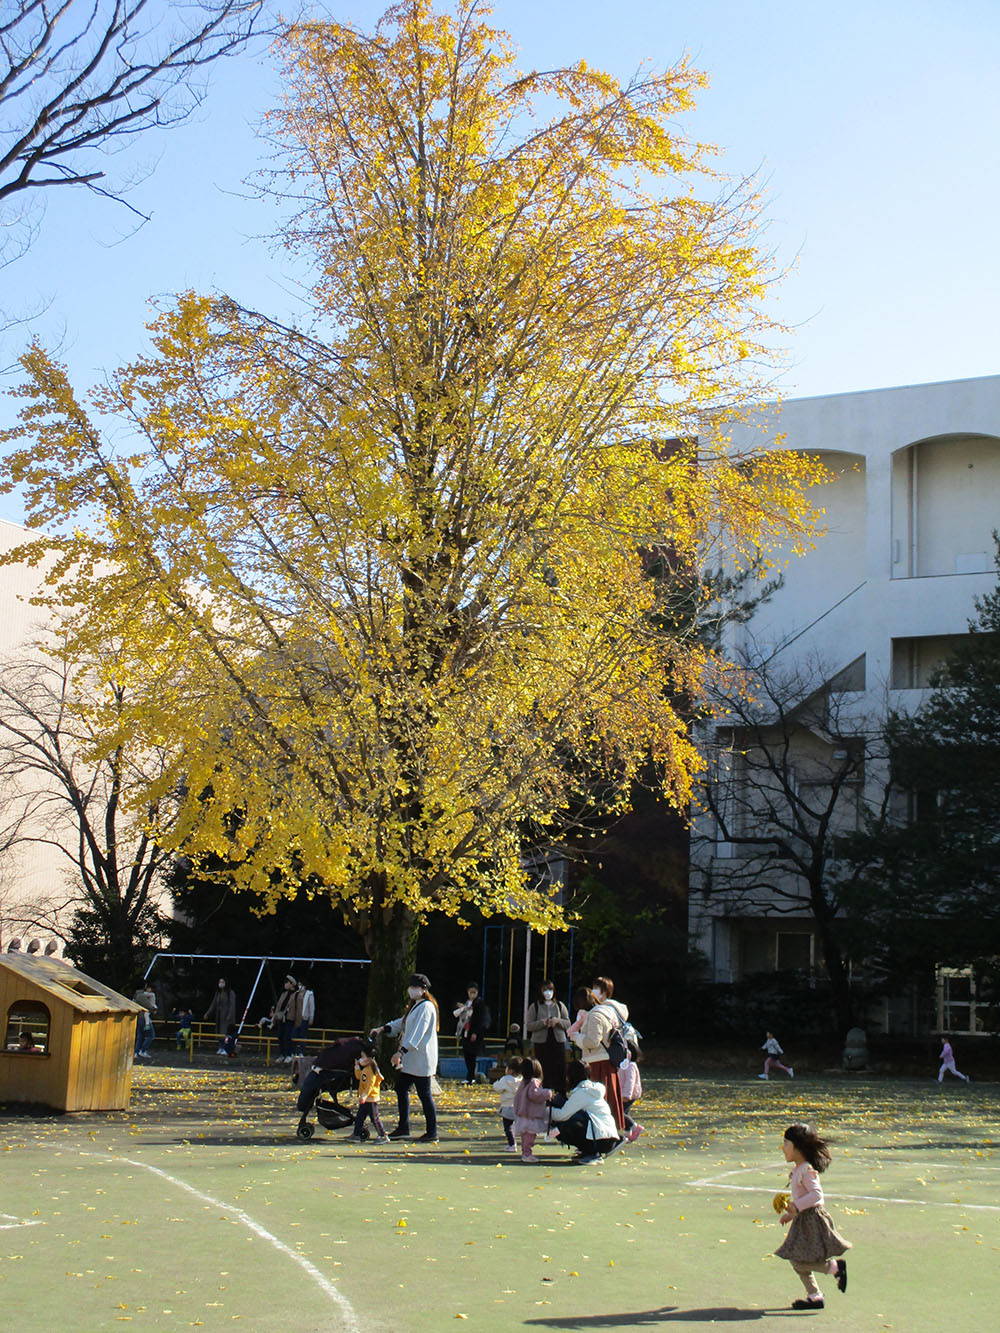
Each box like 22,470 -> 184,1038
549,1059 -> 623,1164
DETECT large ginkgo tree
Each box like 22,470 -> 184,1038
1,0 -> 821,1021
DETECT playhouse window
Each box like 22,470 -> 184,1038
5,1000 -> 51,1053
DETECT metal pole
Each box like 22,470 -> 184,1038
237,957 -> 268,1036
505,926 -> 514,1037
142,952 -> 164,981
522,927 -> 532,1032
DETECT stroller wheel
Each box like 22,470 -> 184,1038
296,1122 -> 315,1140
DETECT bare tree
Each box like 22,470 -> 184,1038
0,649 -> 175,988
0,0 -> 263,258
692,650 -> 888,1033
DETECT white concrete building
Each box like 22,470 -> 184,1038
688,374 -> 1000,1026
0,518 -> 70,955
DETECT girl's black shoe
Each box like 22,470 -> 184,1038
834,1259 -> 847,1293
791,1298 -> 824,1309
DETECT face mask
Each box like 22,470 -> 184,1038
593,992 -> 605,1003
407,986 -> 423,1000
542,990 -> 554,1001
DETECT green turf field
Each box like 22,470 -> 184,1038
2,1063 -> 998,1329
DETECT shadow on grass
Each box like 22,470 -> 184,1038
154,1135 -> 597,1165
523,1307 -> 783,1325
868,1140 -> 998,1151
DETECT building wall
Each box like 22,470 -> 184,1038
0,520 -> 70,954
690,374 -> 1000,1009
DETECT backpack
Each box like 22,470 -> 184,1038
605,1021 -> 628,1067
598,999 -> 639,1066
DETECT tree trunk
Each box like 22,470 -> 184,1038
813,907 -> 854,1036
362,903 -> 420,1036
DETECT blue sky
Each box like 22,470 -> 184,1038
2,0 -> 998,522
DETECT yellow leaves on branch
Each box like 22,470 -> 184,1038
0,0 -> 824,931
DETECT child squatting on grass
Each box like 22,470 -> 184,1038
774,1123 -> 851,1310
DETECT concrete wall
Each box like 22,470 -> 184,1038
690,374 -> 1000,1006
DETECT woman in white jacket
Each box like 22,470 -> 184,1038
373,972 -> 440,1142
550,1060 -> 622,1164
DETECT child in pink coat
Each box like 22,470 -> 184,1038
513,1057 -> 552,1164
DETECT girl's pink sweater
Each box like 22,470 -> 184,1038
788,1159 -> 824,1212
513,1077 -> 551,1132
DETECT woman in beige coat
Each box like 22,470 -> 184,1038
525,979 -> 570,1093
576,978 -> 627,1130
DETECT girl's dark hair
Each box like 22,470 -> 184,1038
572,986 -> 595,1011
784,1123 -> 832,1172
520,1057 -> 543,1082
566,1059 -> 588,1089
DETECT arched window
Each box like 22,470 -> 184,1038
4,1000 -> 51,1053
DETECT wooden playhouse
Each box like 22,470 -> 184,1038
0,952 -> 143,1111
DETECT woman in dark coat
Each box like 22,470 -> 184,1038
525,979 -> 570,1094
204,977 -> 238,1055
454,982 -> 491,1083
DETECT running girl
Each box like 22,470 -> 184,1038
774,1122 -> 850,1310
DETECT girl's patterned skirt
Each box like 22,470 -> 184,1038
775,1205 -> 851,1265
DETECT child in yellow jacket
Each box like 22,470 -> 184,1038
350,1049 -> 388,1143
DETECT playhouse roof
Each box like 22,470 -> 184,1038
0,953 -> 143,1016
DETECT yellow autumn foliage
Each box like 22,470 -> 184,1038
0,1 -> 823,968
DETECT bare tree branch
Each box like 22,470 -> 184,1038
0,646 -> 176,985
692,649 -> 888,1029
0,1 -> 264,227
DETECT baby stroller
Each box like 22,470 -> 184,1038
294,1064 -> 363,1140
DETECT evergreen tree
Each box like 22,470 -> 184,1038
840,538 -> 1000,986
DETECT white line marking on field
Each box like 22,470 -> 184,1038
687,1164 -> 1000,1212
0,1212 -> 41,1230
81,1153 -> 360,1330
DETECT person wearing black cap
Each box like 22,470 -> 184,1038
371,973 -> 440,1142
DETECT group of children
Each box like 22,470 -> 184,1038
761,1030 -> 973,1086
493,1043 -> 642,1164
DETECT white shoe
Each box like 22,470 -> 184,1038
788,1068 -> 794,1078
504,1144 -> 519,1153
216,1047 -> 226,1055
758,1073 -> 768,1080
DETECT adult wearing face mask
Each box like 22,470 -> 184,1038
526,979 -> 569,1094
577,975 -> 627,1131
371,972 -> 440,1142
